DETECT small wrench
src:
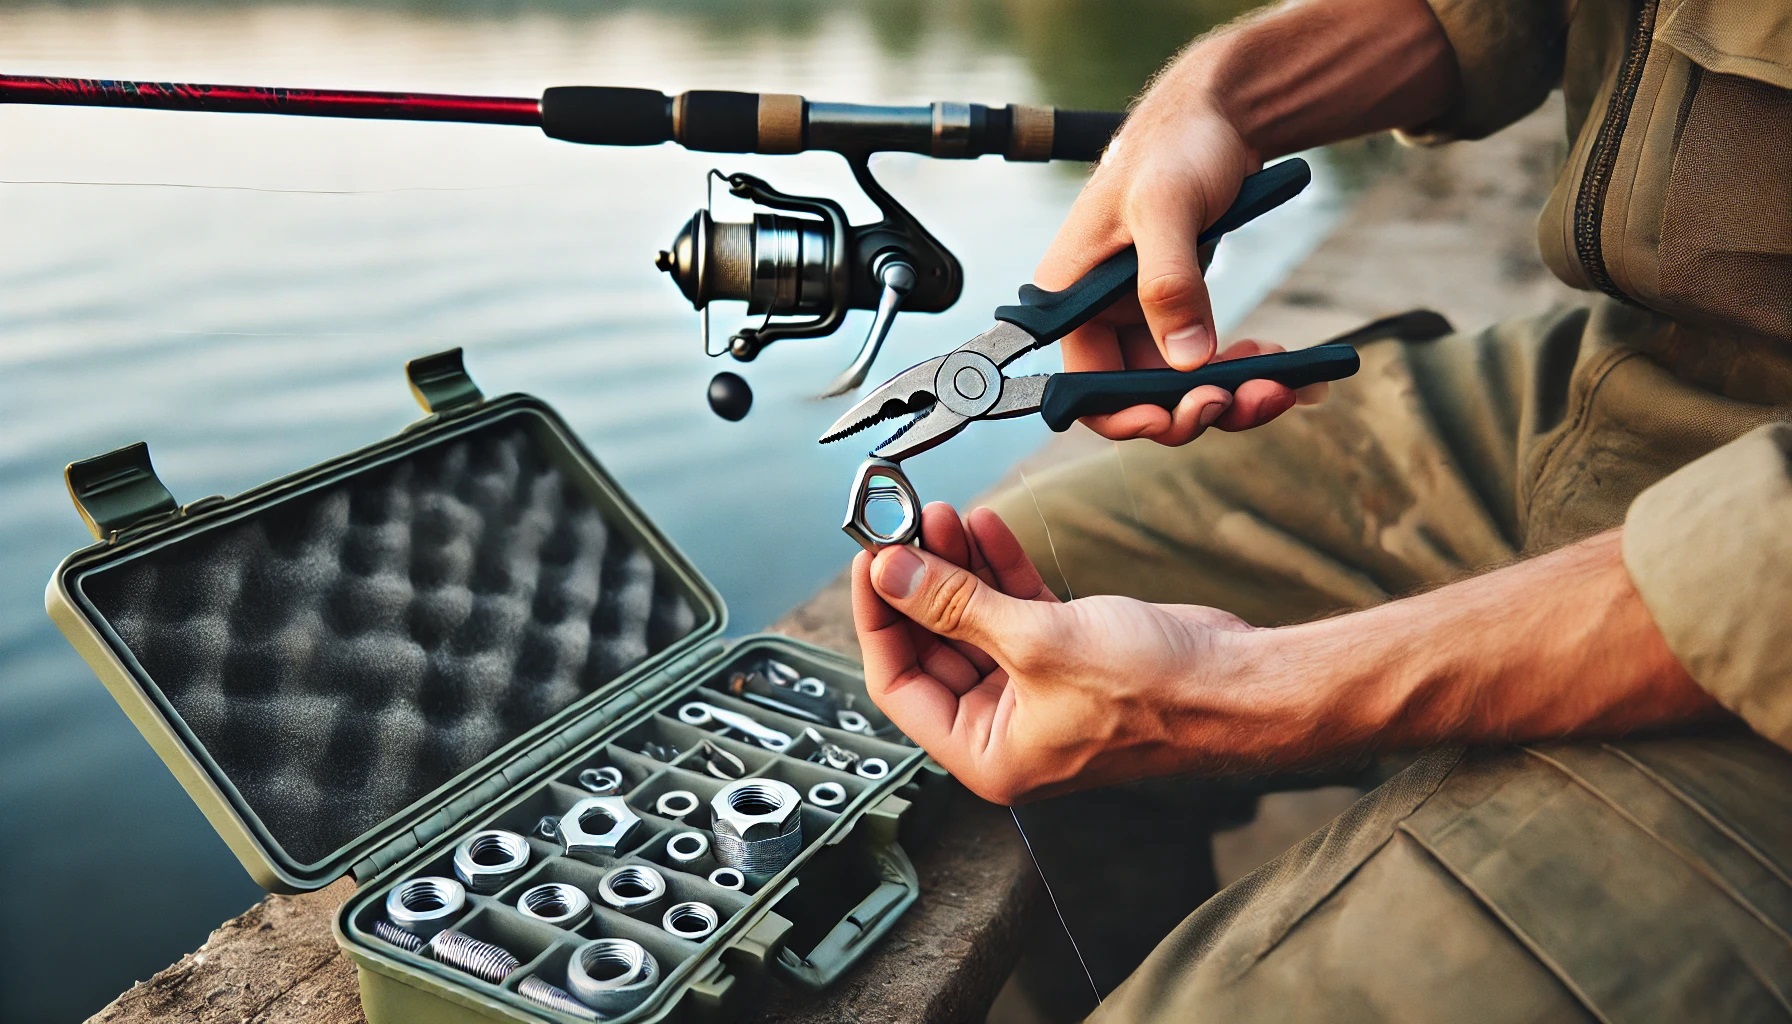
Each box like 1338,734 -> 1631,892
678,701 -> 793,752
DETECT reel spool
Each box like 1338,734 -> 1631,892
656,161 -> 962,418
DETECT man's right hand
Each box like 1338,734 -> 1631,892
1032,0 -> 1459,445
1037,78 -> 1295,445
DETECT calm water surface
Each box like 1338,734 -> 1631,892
0,1 -> 1367,1018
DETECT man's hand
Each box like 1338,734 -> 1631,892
852,505 -> 1719,805
1035,0 -> 1461,444
850,503 -> 1335,803
1038,72 -> 1298,444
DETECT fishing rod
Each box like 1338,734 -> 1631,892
2,73 -> 1127,417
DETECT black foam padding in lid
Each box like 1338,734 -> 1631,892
79,415 -> 704,867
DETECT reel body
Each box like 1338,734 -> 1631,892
656,158 -> 963,414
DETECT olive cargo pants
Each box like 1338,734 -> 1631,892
987,299 -> 1792,1021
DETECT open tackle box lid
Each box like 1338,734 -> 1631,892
46,349 -> 729,892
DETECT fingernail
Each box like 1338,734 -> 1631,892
1165,324 -> 1213,368
1197,398 -> 1228,429
874,547 -> 926,599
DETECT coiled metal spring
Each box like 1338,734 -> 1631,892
518,976 -> 597,1020
372,919 -> 425,953
428,929 -> 522,985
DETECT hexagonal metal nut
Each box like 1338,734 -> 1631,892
559,796 -> 640,858
841,458 -> 921,552
711,778 -> 802,843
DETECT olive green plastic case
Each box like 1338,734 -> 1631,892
47,350 -> 942,1023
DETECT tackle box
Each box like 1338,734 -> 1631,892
47,349 -> 945,1023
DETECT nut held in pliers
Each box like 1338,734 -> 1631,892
842,458 -> 922,551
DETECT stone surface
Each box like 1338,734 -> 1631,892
89,878 -> 364,1024
88,98 -> 1573,1024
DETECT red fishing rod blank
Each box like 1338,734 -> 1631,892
0,73 -> 542,126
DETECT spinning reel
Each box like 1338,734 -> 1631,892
656,156 -> 963,417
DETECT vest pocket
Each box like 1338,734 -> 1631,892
1651,0 -> 1792,340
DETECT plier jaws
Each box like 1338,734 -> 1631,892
823,158 -> 1362,549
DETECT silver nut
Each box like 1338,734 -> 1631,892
385,876 -> 465,939
666,830 -> 710,865
655,790 -> 700,820
566,938 -> 659,1015
534,815 -> 560,841
598,864 -> 667,912
708,867 -> 745,891
711,778 -> 802,843
517,882 -> 592,928
842,457 -> 921,551
808,781 -> 847,808
794,677 -> 827,697
578,766 -> 625,794
662,901 -> 719,941
836,709 -> 871,734
559,796 -> 640,858
452,829 -> 531,894
855,757 -> 890,780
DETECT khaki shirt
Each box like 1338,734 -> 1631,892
1410,0 -> 1792,747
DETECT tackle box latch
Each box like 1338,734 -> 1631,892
405,347 -> 484,416
64,441 -> 182,542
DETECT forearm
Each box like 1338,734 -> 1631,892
1155,0 -> 1460,161
1262,530 -> 1720,759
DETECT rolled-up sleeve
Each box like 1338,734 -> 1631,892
1624,424 -> 1792,749
1398,0 -> 1571,143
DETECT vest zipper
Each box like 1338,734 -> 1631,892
1573,0 -> 1660,300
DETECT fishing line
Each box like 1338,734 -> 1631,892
1005,438 -> 1150,1006
0,178 -> 536,194
1113,438 -> 1143,526
1016,464 -> 1074,603
1010,806 -> 1102,1007
151,329 -> 447,338
1010,462 -> 1104,1007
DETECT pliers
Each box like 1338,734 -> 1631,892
819,157 -> 1363,550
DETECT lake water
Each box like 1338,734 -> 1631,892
0,1 -> 1367,1018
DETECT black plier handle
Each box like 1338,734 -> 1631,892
991,157 -> 1314,345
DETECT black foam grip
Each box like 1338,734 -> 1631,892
1038,343 -> 1361,431
1051,108 -> 1126,160
679,90 -> 761,153
539,86 -> 672,145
